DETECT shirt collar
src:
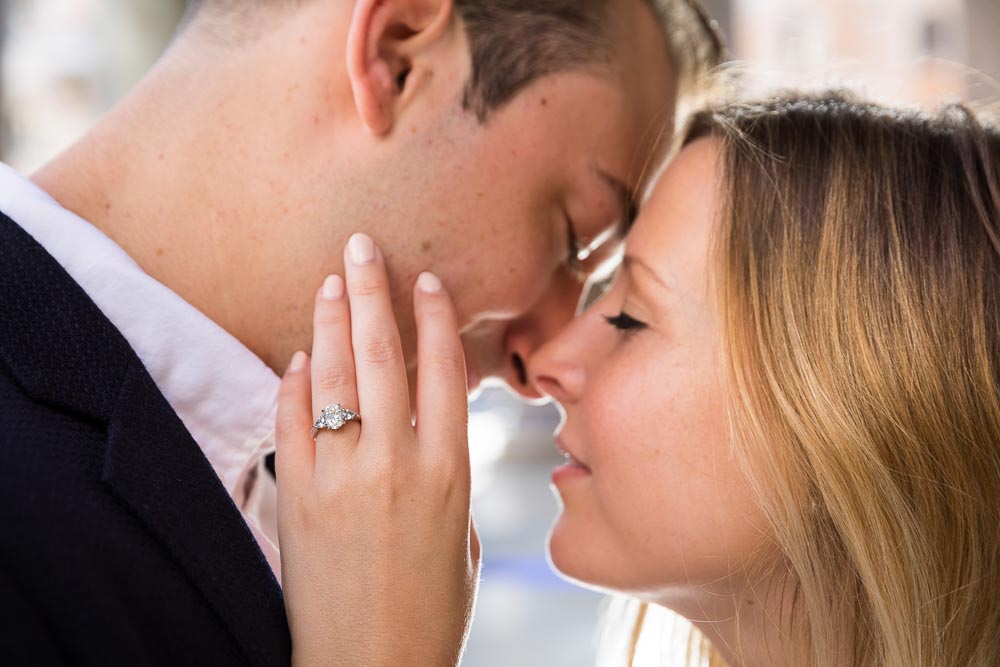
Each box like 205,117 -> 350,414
0,162 -> 280,497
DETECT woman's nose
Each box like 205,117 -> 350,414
529,363 -> 584,406
525,323 -> 588,407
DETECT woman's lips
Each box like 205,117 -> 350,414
552,459 -> 591,484
552,438 -> 591,483
555,438 -> 589,468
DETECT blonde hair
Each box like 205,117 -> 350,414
675,92 -> 1000,665
612,92 -> 1000,666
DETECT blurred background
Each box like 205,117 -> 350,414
1,1 -> 996,665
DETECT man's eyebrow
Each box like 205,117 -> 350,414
597,169 -> 639,234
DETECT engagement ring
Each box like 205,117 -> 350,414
311,404 -> 361,439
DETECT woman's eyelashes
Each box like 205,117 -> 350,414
603,311 -> 647,332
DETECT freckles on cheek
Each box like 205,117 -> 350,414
586,379 -> 652,473
586,354 -> 684,478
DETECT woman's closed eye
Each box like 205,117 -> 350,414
604,311 -> 647,332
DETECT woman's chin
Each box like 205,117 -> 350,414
545,513 -> 600,588
546,515 -> 649,596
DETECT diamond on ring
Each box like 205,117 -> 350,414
311,404 -> 361,439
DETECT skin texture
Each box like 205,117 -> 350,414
528,140 -> 803,667
31,0 -> 676,397
276,234 -> 478,666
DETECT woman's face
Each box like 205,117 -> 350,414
528,138 -> 773,600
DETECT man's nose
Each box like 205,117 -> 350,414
501,270 -> 584,401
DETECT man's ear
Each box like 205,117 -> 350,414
346,0 -> 454,136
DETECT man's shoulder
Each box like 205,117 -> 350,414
0,366 -> 107,500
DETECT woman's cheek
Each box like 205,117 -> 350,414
584,343 -> 673,504
586,340 -> 665,455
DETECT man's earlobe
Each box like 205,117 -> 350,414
346,0 -> 454,136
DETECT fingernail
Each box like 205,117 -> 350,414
417,271 -> 443,294
288,351 -> 308,373
348,233 -> 376,265
322,275 -> 345,300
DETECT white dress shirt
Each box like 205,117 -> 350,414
0,162 -> 283,583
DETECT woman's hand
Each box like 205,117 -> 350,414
275,233 -> 481,667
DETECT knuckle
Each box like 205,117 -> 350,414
419,299 -> 455,322
314,304 -> 349,328
357,460 -> 404,507
427,348 -> 465,377
361,458 -> 396,487
362,336 -> 401,366
350,276 -> 387,299
315,363 -> 354,392
313,477 -> 350,510
423,455 -> 465,496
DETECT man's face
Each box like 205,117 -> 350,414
334,0 -> 676,398
448,57 -> 677,396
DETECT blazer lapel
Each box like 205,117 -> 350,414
102,360 -> 290,665
0,213 -> 290,664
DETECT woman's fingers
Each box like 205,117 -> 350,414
310,275 -> 362,473
275,351 -> 315,488
278,255 -> 480,667
343,233 -> 412,438
414,272 -> 470,463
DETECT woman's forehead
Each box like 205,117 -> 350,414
628,138 -> 721,251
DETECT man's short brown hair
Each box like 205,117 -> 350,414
455,0 -> 725,121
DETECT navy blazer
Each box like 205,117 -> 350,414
0,212 -> 292,666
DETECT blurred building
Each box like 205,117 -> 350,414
725,0 -> 1000,108
1,0 -> 185,171
967,0 -> 1000,103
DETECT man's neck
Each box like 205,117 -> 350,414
33,62 -> 248,356
30,32 -> 351,373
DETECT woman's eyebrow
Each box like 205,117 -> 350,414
623,254 -> 670,290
